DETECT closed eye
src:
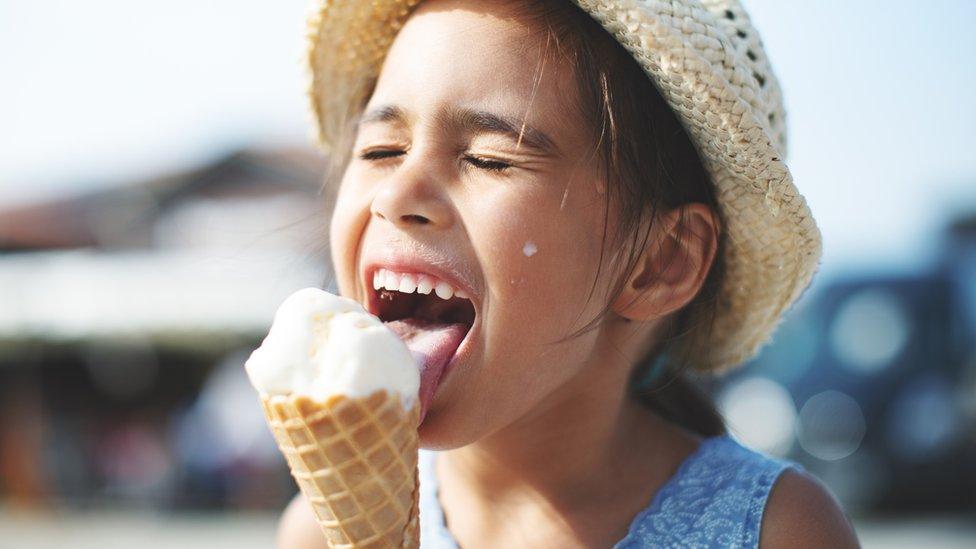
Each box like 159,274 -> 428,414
358,149 -> 512,173
463,155 -> 511,172
359,149 -> 404,161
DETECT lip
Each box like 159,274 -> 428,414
358,244 -> 481,424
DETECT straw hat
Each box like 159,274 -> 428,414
304,0 -> 823,374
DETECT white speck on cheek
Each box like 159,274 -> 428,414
522,241 -> 538,257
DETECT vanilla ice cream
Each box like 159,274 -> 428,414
244,287 -> 419,405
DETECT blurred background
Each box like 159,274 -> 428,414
0,0 -> 974,547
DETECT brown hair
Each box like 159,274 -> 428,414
509,0 -> 727,437
325,0 -> 727,437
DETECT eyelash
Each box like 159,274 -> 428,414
358,149 -> 512,173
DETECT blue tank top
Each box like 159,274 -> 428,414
419,435 -> 802,548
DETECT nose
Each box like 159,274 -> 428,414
370,154 -> 454,229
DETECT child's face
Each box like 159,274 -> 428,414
330,0 -> 622,448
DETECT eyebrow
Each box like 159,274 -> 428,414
357,104 -> 560,157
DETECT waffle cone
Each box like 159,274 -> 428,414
261,390 -> 420,548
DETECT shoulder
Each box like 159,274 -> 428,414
759,469 -> 860,548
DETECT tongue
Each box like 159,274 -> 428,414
384,318 -> 468,423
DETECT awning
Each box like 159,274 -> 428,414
0,249 -> 330,341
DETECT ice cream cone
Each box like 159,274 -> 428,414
261,390 -> 420,549
245,289 -> 422,547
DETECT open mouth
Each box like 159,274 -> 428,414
366,268 -> 476,423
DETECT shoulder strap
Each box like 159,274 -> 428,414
615,436 -> 800,548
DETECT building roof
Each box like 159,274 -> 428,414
0,147 -> 327,251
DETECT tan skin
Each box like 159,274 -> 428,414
280,1 -> 860,547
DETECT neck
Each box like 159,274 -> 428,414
440,337 -> 673,509
434,322 -> 705,547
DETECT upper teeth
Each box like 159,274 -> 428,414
373,268 -> 470,300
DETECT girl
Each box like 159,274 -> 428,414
281,0 -> 859,546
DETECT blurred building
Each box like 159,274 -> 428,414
0,147 -> 332,509
2,151 -> 974,517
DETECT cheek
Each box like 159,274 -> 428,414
470,183 -> 607,337
440,185 -> 608,441
328,172 -> 371,297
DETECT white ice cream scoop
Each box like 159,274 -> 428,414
244,287 -> 419,407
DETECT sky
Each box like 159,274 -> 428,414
1,0 -> 974,278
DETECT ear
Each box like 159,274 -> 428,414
611,203 -> 721,322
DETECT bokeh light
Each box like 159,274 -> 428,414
829,288 -> 910,374
718,377 -> 797,456
797,390 -> 866,461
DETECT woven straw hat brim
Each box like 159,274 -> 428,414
305,0 -> 823,374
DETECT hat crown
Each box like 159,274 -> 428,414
698,0 -> 788,157
574,0 -> 788,159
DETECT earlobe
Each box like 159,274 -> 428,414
611,204 -> 720,322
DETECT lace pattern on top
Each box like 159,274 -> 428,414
419,435 -> 800,548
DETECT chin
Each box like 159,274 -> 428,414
417,404 -> 490,451
418,409 -> 467,451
